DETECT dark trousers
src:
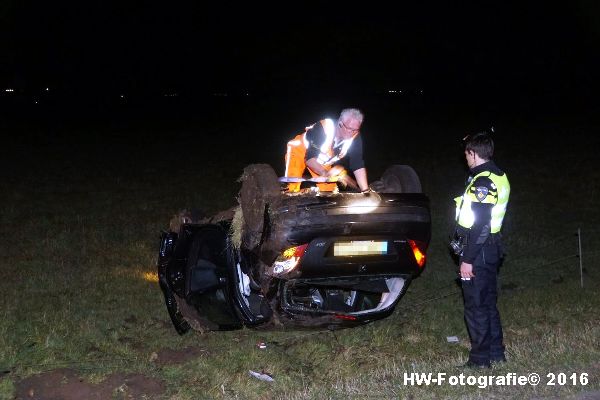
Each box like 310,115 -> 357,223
461,243 -> 505,365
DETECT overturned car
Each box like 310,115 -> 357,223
157,164 -> 431,334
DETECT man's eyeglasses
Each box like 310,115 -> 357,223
339,120 -> 360,134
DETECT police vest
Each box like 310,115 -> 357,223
454,170 -> 510,233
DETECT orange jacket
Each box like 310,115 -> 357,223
284,119 -> 358,192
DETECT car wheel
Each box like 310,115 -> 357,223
238,164 -> 280,250
380,165 -> 422,193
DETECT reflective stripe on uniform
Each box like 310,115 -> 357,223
315,118 -> 357,166
319,119 -> 335,155
284,118 -> 357,191
285,137 -> 305,177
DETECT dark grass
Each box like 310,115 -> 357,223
1,97 -> 599,399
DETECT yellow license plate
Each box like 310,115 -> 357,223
333,241 -> 388,256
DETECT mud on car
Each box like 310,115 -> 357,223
157,164 -> 431,333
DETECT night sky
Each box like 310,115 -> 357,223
2,2 -> 599,106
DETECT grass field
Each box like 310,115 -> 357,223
1,102 -> 599,399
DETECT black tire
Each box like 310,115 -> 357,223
380,165 -> 422,193
238,164 -> 280,250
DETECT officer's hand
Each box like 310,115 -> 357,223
459,262 -> 475,279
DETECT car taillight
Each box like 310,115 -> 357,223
272,244 -> 308,275
408,239 -> 426,268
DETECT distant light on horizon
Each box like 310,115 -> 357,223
5,88 -> 14,92
45,88 -> 49,91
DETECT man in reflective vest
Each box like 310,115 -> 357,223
454,131 -> 510,368
284,108 -> 369,192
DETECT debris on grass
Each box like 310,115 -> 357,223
248,370 -> 274,383
446,336 -> 460,343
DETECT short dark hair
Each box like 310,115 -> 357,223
464,132 -> 494,160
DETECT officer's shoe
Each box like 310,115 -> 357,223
459,360 -> 491,369
490,356 -> 507,366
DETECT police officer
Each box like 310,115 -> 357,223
454,132 -> 510,368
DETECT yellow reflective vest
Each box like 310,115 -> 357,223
454,170 -> 510,233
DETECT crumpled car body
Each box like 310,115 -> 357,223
157,165 -> 431,333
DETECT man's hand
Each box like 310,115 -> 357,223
353,167 -> 369,192
306,158 -> 329,177
460,262 -> 475,279
327,165 -> 346,179
338,174 -> 358,189
327,166 -> 358,189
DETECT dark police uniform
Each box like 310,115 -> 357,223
455,160 -> 510,367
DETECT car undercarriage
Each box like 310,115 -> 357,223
158,164 -> 431,333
